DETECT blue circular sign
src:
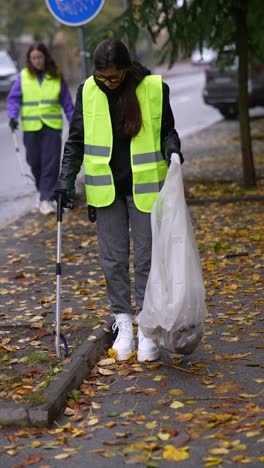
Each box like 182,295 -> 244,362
46,0 -> 105,26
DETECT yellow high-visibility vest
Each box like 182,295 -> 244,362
82,75 -> 168,212
21,68 -> 63,131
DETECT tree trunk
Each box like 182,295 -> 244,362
236,2 -> 256,188
125,0 -> 137,59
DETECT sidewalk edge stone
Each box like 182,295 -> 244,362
0,401 -> 29,426
186,195 -> 264,205
0,319 -> 114,427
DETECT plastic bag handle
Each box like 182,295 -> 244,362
170,153 -> 181,165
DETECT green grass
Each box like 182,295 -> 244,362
67,388 -> 82,401
22,390 -> 47,406
24,351 -> 50,363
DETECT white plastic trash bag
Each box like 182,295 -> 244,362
136,154 -> 207,355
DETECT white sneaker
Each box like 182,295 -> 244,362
137,327 -> 160,362
112,313 -> 135,361
39,200 -> 55,215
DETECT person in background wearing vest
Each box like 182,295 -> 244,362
7,42 -> 74,215
54,38 -> 184,362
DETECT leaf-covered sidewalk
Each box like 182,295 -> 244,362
0,116 -> 263,466
0,208 -> 109,406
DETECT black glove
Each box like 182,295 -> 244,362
9,118 -> 19,131
88,206 -> 96,223
164,148 -> 184,165
53,189 -> 73,209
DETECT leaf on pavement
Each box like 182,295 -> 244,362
170,401 -> 184,409
163,445 -> 189,461
13,454 -> 43,467
203,457 -> 223,467
87,417 -> 100,426
54,453 -> 74,459
97,367 -> 115,375
97,357 -> 116,366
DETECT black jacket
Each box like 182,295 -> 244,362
57,71 -> 183,200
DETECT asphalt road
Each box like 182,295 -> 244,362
164,70 -> 221,138
0,110 -> 71,228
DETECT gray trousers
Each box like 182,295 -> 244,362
96,196 -> 152,316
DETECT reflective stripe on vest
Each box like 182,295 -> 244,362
21,68 -> 63,131
82,75 -> 168,212
85,174 -> 112,186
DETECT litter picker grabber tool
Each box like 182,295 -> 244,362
55,193 -> 69,359
11,129 -> 35,184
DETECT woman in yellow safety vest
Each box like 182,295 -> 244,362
54,38 -> 184,361
7,43 -> 74,215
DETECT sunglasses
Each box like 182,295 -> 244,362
95,71 -> 126,84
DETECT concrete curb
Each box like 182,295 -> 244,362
0,319 -> 114,427
186,195 -> 264,205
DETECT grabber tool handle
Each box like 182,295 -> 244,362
11,129 -> 25,176
57,192 -> 63,222
55,192 -> 68,358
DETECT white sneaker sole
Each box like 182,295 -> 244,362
114,340 -> 136,361
137,348 -> 160,362
39,210 -> 55,215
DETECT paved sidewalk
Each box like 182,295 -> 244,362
0,200 -> 114,425
0,115 -> 264,466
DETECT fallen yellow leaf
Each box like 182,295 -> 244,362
108,348 -> 118,359
64,407 -> 75,416
87,417 -> 99,426
163,445 -> 189,461
175,412 -> 193,422
146,421 -> 157,429
97,358 -> 116,366
157,431 -> 171,441
170,401 -> 184,409
153,375 -> 167,381
146,362 -> 161,370
30,440 -> 41,448
71,429 -> 85,438
246,431 -> 261,437
105,421 -> 116,428
209,448 -> 229,455
54,453 -> 73,459
203,457 -> 223,467
97,367 -> 115,376
169,389 -> 184,396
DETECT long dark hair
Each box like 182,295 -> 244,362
93,38 -> 147,138
26,43 -> 61,78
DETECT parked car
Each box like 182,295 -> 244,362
191,47 -> 217,65
0,50 -> 18,95
202,51 -> 264,119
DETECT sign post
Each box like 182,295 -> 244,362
77,27 -> 89,80
45,0 -> 105,79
